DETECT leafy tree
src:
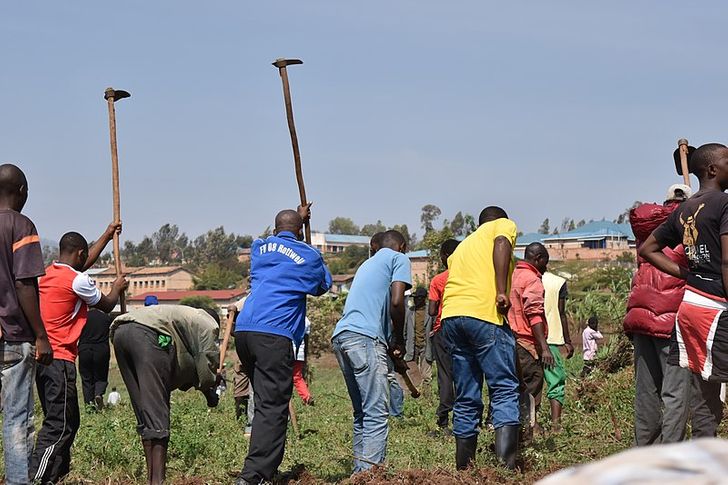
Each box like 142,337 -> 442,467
360,220 -> 387,236
193,263 -> 244,290
538,218 -> 550,234
450,211 -> 465,236
421,226 -> 454,277
189,226 -> 240,271
259,226 -> 273,239
577,219 -> 586,227
420,204 -> 442,234
559,217 -> 572,234
325,246 -> 369,275
328,217 -> 360,235
179,295 -> 219,316
152,224 -> 189,264
390,224 -> 416,250
42,244 -> 59,267
463,214 -> 477,235
568,219 -> 576,231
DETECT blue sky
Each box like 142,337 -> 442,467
2,2 -> 727,244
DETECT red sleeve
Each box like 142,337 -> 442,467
429,272 -> 445,301
522,278 -> 545,326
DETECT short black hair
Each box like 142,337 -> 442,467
381,230 -> 406,249
478,206 -> 508,225
524,242 -> 548,261
440,239 -> 460,256
588,315 -> 598,326
371,232 -> 384,247
59,232 -> 88,254
0,164 -> 26,197
203,307 -> 221,325
690,143 -> 728,179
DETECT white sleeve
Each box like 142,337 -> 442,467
72,273 -> 103,306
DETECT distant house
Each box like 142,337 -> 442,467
330,274 -> 355,294
538,221 -> 636,261
514,233 -> 547,260
311,232 -> 371,254
407,249 -> 429,288
91,265 -> 195,297
128,289 -> 245,315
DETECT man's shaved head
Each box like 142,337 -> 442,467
479,206 -> 508,225
690,143 -> 728,179
274,209 -> 303,235
0,164 -> 28,211
381,230 -> 406,252
370,232 -> 385,255
59,232 -> 88,254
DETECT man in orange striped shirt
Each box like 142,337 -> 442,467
0,164 -> 53,485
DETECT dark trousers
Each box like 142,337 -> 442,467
29,359 -> 80,484
235,331 -> 293,483
113,322 -> 176,440
78,343 -> 110,404
516,344 -> 544,428
690,374 -> 723,438
432,330 -> 455,427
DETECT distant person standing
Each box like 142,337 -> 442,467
79,308 -> 113,409
625,186 -> 692,445
508,243 -> 554,439
332,230 -> 411,473
234,205 -> 332,485
292,317 -> 314,405
542,269 -> 574,432
428,239 -> 460,432
0,163 -> 53,485
581,317 -> 603,377
441,206 -> 520,470
405,287 -> 433,386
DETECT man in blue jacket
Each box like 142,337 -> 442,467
234,204 -> 332,485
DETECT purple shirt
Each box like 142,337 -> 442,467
582,327 -> 603,361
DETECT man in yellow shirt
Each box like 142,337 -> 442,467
441,206 -> 520,470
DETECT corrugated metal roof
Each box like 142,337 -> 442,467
541,221 -> 635,242
407,250 -> 429,259
515,233 -> 545,247
324,234 -> 372,244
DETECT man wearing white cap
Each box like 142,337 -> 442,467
625,183 -> 692,445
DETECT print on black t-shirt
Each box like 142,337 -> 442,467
653,191 -> 728,298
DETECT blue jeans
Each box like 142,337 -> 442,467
0,341 -> 37,485
387,360 -> 404,418
332,331 -> 390,472
443,316 -> 520,438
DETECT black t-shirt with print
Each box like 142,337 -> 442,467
653,190 -> 728,298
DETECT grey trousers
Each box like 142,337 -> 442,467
690,376 -> 723,438
633,333 -> 694,445
634,334 -> 672,445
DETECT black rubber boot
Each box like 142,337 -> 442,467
455,436 -> 478,470
494,425 -> 519,470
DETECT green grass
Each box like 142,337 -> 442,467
5,351 -> 637,484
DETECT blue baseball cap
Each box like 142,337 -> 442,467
144,295 -> 159,306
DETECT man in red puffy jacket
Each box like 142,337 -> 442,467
625,184 -> 692,445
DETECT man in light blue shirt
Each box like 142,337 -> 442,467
332,230 -> 411,473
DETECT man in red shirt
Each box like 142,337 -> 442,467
428,238 -> 460,433
508,242 -> 554,439
30,226 -> 128,484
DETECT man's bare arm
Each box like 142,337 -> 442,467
427,299 -> 439,318
390,281 -> 407,355
15,278 -> 53,365
639,234 -> 687,279
493,236 -> 512,315
83,223 -> 121,271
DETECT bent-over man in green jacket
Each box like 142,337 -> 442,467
110,304 -> 221,485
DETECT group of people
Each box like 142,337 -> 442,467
3,143 -> 728,485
